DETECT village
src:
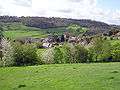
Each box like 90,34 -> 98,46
14,30 -> 120,48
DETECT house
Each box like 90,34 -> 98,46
64,32 -> 70,41
42,43 -> 53,48
116,32 -> 120,37
68,37 -> 77,43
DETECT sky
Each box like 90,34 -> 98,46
0,0 -> 120,25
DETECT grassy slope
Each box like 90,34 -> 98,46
0,63 -> 120,90
3,23 -> 46,39
3,23 -> 66,39
4,31 -> 47,39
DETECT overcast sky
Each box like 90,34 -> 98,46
0,0 -> 120,25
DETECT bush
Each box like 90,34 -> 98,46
89,37 -> 112,62
47,43 -> 76,64
111,50 -> 120,62
74,45 -> 89,63
111,43 -> 120,62
53,47 -> 63,64
40,44 -> 73,64
62,43 -> 76,63
110,37 -> 113,40
35,42 -> 43,49
13,43 -> 38,66
61,43 -> 71,63
61,43 -> 89,63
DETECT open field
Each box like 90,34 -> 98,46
4,29 -> 66,39
4,30 -> 47,39
3,23 -> 67,39
0,63 -> 120,90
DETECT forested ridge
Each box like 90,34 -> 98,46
0,16 -> 120,35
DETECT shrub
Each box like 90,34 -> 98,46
61,43 -> 89,63
111,43 -> 120,62
111,50 -> 120,62
60,43 -> 71,63
53,47 -> 63,64
62,43 -> 74,63
74,45 -> 89,63
89,37 -> 112,62
41,44 -> 75,64
65,44 -> 77,63
35,42 -> 43,49
110,37 -> 113,40
103,37 -> 107,40
13,43 -> 38,66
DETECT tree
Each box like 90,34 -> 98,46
13,43 -> 38,66
89,37 -> 112,62
0,24 -> 14,67
74,45 -> 89,63
41,48 -> 54,64
53,47 -> 63,64
62,43 -> 72,63
111,43 -> 120,62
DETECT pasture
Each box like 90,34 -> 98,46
4,30 -> 47,39
0,63 -> 120,90
3,23 -> 67,39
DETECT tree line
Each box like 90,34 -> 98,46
0,37 -> 120,67
0,16 -> 118,35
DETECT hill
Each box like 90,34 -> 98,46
0,63 -> 120,90
2,23 -> 67,39
0,16 -> 120,35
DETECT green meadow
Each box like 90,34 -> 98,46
3,23 -> 67,39
0,63 -> 120,90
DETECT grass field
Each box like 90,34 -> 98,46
0,63 -> 120,90
4,28 -> 67,39
3,23 -> 67,39
4,31 -> 47,39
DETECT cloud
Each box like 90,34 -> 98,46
13,0 -> 32,7
57,9 -> 72,13
0,0 -> 33,16
69,0 -> 84,3
0,0 -> 120,25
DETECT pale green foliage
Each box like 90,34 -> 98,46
111,50 -> 120,61
61,43 -> 89,63
61,43 -> 76,63
61,43 -> 71,63
0,25 -> 14,67
111,43 -> 120,61
89,37 -> 112,62
0,39 -> 14,67
41,48 -> 54,64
